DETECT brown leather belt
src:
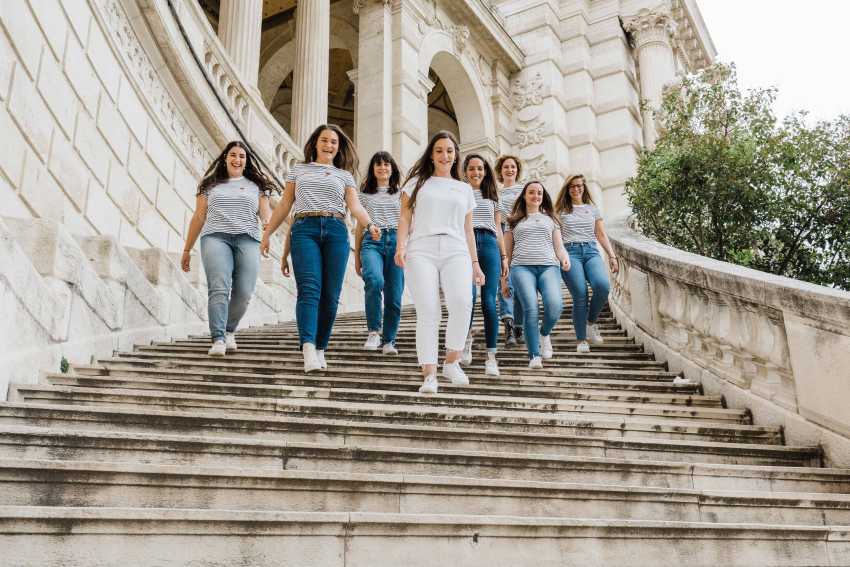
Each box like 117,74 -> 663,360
293,211 -> 345,220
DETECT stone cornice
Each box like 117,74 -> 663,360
352,0 -> 392,16
670,0 -> 715,71
439,0 -> 525,72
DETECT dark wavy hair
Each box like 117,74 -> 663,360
402,130 -> 461,211
360,151 -> 401,195
303,124 -> 359,175
507,180 -> 558,230
197,141 -> 274,196
555,174 -> 595,214
495,155 -> 522,184
463,154 -> 498,202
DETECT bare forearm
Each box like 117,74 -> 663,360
184,215 -> 205,251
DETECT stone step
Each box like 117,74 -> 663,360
4,507 -> 847,567
66,367 -> 712,404
10,383 -> 750,428
0,405 -> 787,463
4,459 -> 850,526
0,427 -> 828,488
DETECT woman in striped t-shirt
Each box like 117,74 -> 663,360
495,155 -> 525,346
354,151 -> 404,355
182,141 -> 273,357
502,181 -> 571,368
262,124 -> 381,373
462,154 -> 507,376
555,174 -> 619,353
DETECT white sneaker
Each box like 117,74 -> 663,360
528,356 -> 543,369
588,323 -> 604,345
208,340 -> 226,357
418,374 -> 439,394
485,356 -> 500,376
461,335 -> 473,365
382,343 -> 398,355
364,332 -> 381,351
576,340 -> 590,354
224,333 -> 238,351
317,350 -> 327,370
442,361 -> 469,385
302,343 -> 321,373
673,376 -> 694,386
541,334 -> 553,360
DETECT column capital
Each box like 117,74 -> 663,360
352,0 -> 392,16
417,72 -> 436,102
623,8 -> 677,51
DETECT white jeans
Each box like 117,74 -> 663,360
405,235 -> 473,365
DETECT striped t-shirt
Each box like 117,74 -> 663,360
471,189 -> 499,234
498,183 -> 524,220
559,205 -> 601,243
200,177 -> 266,241
286,162 -> 356,217
507,213 -> 559,266
358,187 -> 400,229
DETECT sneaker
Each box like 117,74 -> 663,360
485,357 -> 500,376
442,361 -> 470,385
418,374 -> 439,394
208,340 -> 226,357
503,318 -> 517,347
514,325 -> 525,345
302,343 -> 321,373
588,323 -> 604,345
364,332 -> 381,351
317,350 -> 327,370
528,356 -> 543,369
673,376 -> 694,386
541,334 -> 553,360
576,340 -> 590,354
224,333 -> 238,352
461,335 -> 473,365
382,342 -> 398,355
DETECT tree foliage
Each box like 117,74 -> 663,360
625,64 -> 850,290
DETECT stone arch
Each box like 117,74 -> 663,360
418,31 -> 496,156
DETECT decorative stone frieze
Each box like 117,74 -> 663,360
525,156 -> 548,180
511,72 -> 544,110
450,24 -> 470,55
516,120 -> 545,148
352,0 -> 392,16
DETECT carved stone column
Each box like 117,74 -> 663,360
624,8 -> 677,149
291,0 -> 331,146
218,0 -> 263,89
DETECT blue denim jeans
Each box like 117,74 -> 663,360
200,232 -> 260,341
470,229 -> 501,350
290,216 -> 350,349
498,223 -> 524,327
511,265 -> 563,359
360,228 -> 404,345
561,242 -> 611,341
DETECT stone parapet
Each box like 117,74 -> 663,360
608,213 -> 850,466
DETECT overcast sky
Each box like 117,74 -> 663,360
696,0 -> 850,122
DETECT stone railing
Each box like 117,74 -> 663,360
607,213 -> 850,466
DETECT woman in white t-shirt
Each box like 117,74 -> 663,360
395,131 -> 485,394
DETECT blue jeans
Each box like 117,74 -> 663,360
511,265 -> 563,359
360,229 -> 404,345
200,232 -> 260,341
290,216 -> 350,349
498,223 -> 524,326
561,242 -> 611,341
470,229 -> 501,350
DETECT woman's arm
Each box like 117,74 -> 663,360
495,210 -> 508,277
258,194 -> 272,227
394,193 -> 413,268
595,219 -> 619,273
181,194 -> 208,272
345,188 -> 380,240
465,213 -> 485,286
553,227 -> 571,271
281,225 -> 293,277
260,181 -> 296,256
353,219 -> 366,276
501,230 -> 514,297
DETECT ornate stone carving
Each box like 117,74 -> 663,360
449,24 -> 470,54
622,7 -> 677,51
516,120 -> 545,148
202,41 -> 250,124
524,156 -> 548,180
512,72 -> 544,109
352,0 -> 391,16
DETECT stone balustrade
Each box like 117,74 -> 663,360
607,213 -> 850,465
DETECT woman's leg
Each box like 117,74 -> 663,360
538,266 -> 564,338
316,218 -> 350,351
561,248 -> 589,341
478,232 -> 502,351
510,266 -> 540,359
583,247 -> 611,324
360,238 -> 385,333
226,235 -> 260,333
405,242 -> 442,374
381,232 -> 404,346
290,219 -> 322,347
440,246 -> 474,360
200,233 -> 235,342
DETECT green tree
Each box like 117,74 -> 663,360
626,64 -> 850,290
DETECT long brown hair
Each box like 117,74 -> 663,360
303,124 -> 359,175
197,141 -> 274,196
507,180 -> 558,230
555,174 -> 595,214
463,153 -> 498,202
360,151 -> 401,195
402,130 -> 461,211
495,155 -> 522,184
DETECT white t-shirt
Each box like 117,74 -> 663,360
402,176 -> 476,245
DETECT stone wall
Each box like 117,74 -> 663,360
607,213 -> 850,466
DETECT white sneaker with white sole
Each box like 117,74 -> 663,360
442,361 -> 469,385
576,341 -> 590,354
461,335 -> 473,365
588,323 -> 604,345
528,356 -> 543,369
382,343 -> 398,355
418,374 -> 439,394
673,376 -> 694,386
363,332 -> 381,351
302,343 -> 321,373
208,340 -> 226,357
317,350 -> 327,370
541,334 -> 553,360
485,356 -> 500,376
224,333 -> 238,352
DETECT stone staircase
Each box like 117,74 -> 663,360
2,301 -> 850,566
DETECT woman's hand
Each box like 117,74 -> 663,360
500,256 -> 509,278
500,274 -> 511,298
260,234 -> 271,258
473,262 -> 485,286
368,223 -> 381,241
181,250 -> 191,272
609,256 -> 619,274
560,257 -> 571,272
355,256 -> 362,277
281,258 -> 291,277
394,244 -> 406,268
